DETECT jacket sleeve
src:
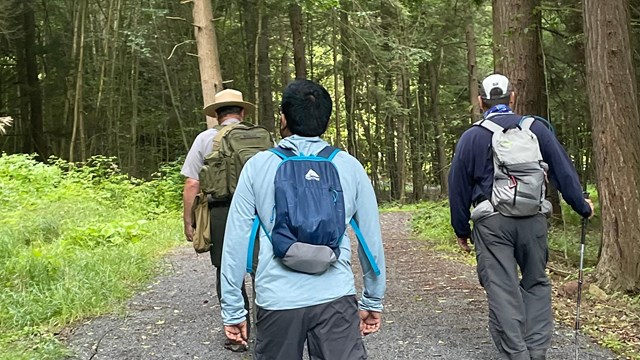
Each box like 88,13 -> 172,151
448,131 -> 475,238
534,123 -> 592,218
220,161 -> 255,325
352,160 -> 386,312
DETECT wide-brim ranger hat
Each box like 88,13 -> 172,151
204,89 -> 256,117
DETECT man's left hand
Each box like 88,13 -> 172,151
224,321 -> 248,346
359,310 -> 381,336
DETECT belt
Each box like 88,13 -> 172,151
207,194 -> 231,207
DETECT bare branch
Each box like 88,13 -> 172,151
167,40 -> 195,60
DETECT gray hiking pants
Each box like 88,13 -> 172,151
472,213 -> 551,360
254,295 -> 367,360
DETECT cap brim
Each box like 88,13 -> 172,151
204,101 -> 256,117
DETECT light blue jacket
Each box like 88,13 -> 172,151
220,135 -> 386,325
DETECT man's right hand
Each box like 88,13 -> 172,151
184,223 -> 195,242
457,237 -> 472,253
585,199 -> 595,219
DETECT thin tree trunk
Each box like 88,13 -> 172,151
70,0 -> 87,162
585,0 -> 640,292
152,12 -> 189,151
465,10 -> 481,123
332,8 -> 340,147
129,42 -> 140,171
396,70 -> 408,203
257,1 -> 274,132
241,0 -> 257,105
22,0 -> 45,159
340,0 -> 356,155
289,2 -> 306,79
429,49 -> 448,196
191,0 -> 223,127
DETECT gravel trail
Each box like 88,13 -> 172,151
66,212 -> 616,359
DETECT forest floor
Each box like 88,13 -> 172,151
64,212 -> 616,360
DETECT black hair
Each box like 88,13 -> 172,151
215,105 -> 243,119
281,79 -> 332,137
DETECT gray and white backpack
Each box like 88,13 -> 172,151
477,116 -> 549,217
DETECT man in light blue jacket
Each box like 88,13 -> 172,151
219,79 -> 386,359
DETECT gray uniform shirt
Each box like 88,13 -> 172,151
180,118 -> 240,180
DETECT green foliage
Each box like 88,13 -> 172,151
410,193 -> 603,265
410,201 -> 463,254
0,154 -> 183,359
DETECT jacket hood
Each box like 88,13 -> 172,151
277,135 -> 330,156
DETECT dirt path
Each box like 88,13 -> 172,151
66,212 -> 616,359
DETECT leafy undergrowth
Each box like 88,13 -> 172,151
0,154 -> 183,359
409,197 -> 640,359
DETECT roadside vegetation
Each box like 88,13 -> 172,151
407,192 -> 640,359
0,154 -> 183,360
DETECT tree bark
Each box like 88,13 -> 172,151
191,0 -> 223,127
465,10 -> 481,123
340,0 -> 356,156
429,49 -> 448,196
70,0 -> 87,162
493,0 -> 563,220
257,2 -> 274,132
289,2 -> 306,79
492,0 -> 546,117
241,0 -> 257,105
332,8 -> 340,147
20,0 -> 45,159
584,0 -> 640,292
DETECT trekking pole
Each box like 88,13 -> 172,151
574,191 -> 590,360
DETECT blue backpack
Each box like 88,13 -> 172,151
247,146 -> 380,275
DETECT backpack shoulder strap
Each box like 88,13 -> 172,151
317,146 -> 341,160
349,218 -> 381,276
475,119 -> 504,134
212,123 -> 241,150
269,146 -> 295,159
519,116 -> 535,131
521,115 -> 556,134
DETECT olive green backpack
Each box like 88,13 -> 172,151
199,122 -> 275,200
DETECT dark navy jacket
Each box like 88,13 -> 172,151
448,112 -> 592,238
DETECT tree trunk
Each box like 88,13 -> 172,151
585,0 -> 640,292
429,50 -> 448,196
340,0 -> 356,155
21,0 -> 45,159
395,70 -> 408,203
241,0 -> 257,105
493,0 -> 563,220
412,61 -> 429,201
289,2 -> 306,79
385,78 -> 398,201
191,0 -> 223,127
492,0 -> 546,117
332,8 -> 340,147
257,2 -> 274,132
465,10 -> 481,123
70,0 -> 87,162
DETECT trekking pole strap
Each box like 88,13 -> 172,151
350,218 -> 381,276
